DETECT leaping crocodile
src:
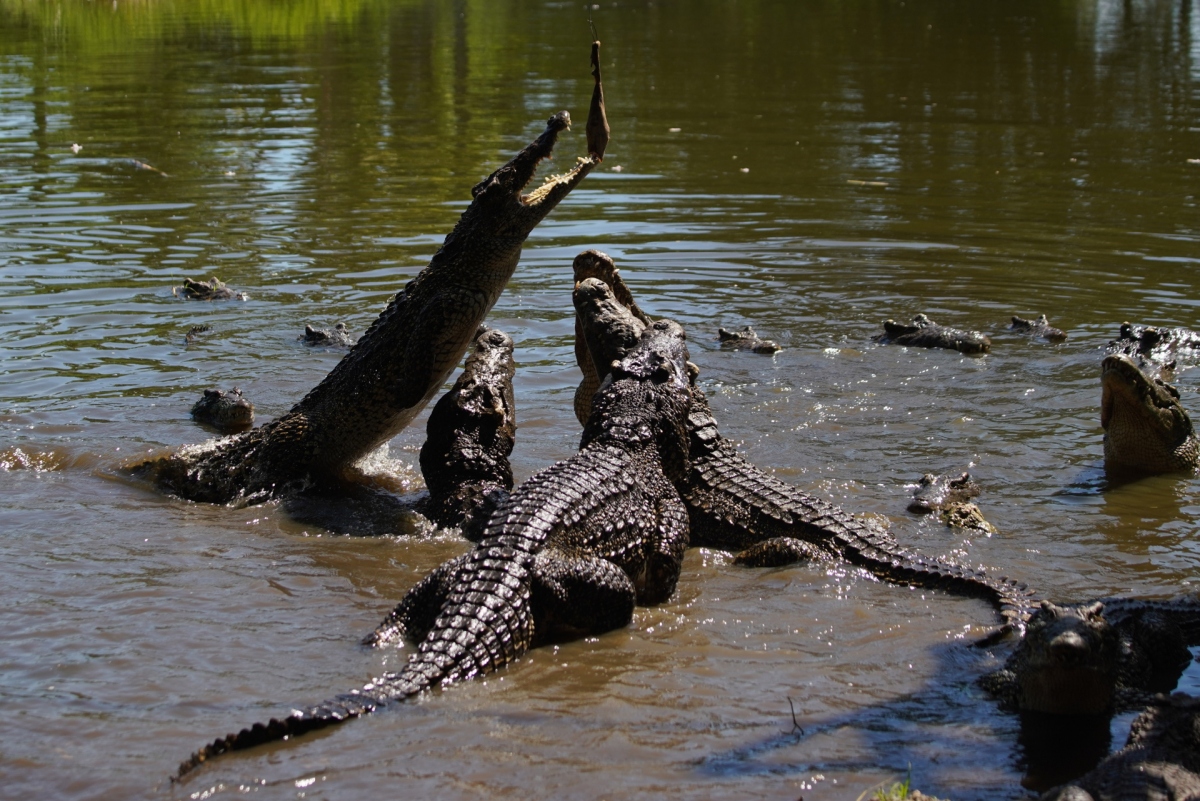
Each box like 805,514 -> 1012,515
570,252 -> 1036,633
135,110 -> 601,505
175,311 -> 694,779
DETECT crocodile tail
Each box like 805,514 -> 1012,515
175,548 -> 536,782
174,691 -> 382,780
834,529 -> 1038,633
413,541 -> 539,684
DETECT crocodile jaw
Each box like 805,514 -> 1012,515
1101,354 -> 1199,474
469,111 -> 599,238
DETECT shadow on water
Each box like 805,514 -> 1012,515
694,632 -> 1127,797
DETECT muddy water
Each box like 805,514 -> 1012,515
2,1 -> 1199,799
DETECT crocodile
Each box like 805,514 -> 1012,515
980,599 -> 1200,716
907,471 -> 996,534
718,325 -> 782,354
175,312 -> 694,779
184,324 -> 212,345
1011,314 -> 1068,343
908,472 -> 980,514
571,250 -> 652,427
190,387 -> 254,433
1040,693 -> 1200,801
1108,322 -> 1200,370
415,325 -> 517,539
172,277 -> 247,301
300,322 -> 354,348
135,108 -> 602,505
1101,354 -> 1199,476
875,313 -> 991,355
570,255 -> 1036,632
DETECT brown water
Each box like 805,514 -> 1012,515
2,1 -> 1199,798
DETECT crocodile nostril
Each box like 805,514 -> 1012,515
1049,631 -> 1088,663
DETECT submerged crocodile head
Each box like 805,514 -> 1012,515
1011,601 -> 1120,715
1101,354 -> 1199,475
190,387 -> 254,433
907,471 -> 980,514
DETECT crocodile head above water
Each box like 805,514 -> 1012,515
1101,354 -> 1199,476
1006,601 -> 1121,715
877,313 -> 991,355
907,471 -> 980,514
285,111 -> 598,469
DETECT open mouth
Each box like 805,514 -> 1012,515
521,154 -> 598,206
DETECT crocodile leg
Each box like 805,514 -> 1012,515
641,494 -> 691,605
731,537 -> 835,567
363,554 -> 469,647
531,549 -> 638,635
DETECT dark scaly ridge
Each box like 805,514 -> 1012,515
1040,693 -> 1200,801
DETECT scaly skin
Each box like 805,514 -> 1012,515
980,599 -> 1200,716
570,254 -> 1035,632
136,111 -> 600,505
1101,354 -> 1199,476
175,316 -> 694,780
189,388 -> 254,433
875,313 -> 991,354
908,472 -> 995,533
1040,693 -> 1200,801
682,388 -> 1031,631
1011,314 -> 1068,342
416,325 -> 517,540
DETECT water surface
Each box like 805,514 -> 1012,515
2,1 -> 1199,799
